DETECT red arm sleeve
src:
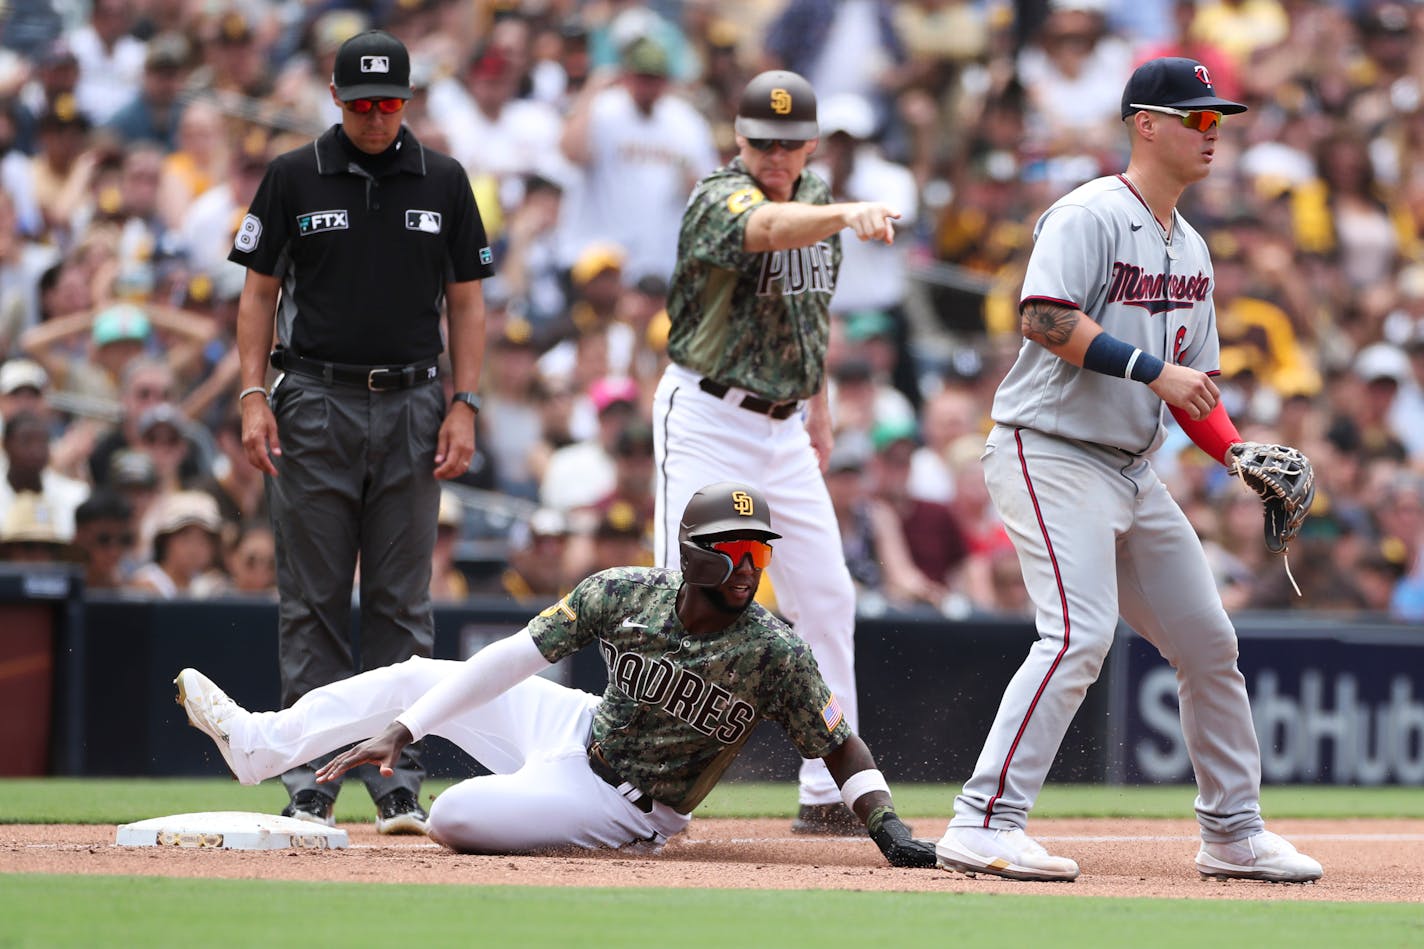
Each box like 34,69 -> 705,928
1170,401 -> 1244,465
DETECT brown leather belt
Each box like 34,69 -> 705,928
697,378 -> 800,420
587,742 -> 653,813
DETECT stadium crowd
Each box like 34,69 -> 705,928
0,0 -> 1421,622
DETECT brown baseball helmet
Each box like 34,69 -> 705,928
734,70 -> 818,140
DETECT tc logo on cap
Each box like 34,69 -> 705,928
770,89 -> 792,115
361,55 -> 390,74
1194,64 -> 1212,86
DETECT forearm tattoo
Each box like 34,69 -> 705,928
1020,301 -> 1079,347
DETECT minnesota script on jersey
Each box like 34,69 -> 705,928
994,174 -> 1222,455
528,567 -> 850,813
666,159 -> 842,402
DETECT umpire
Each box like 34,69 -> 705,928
230,29 -> 494,833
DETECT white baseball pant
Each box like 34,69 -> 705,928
652,364 -> 858,805
224,657 -> 691,851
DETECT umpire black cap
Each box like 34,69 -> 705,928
735,70 -> 818,140
1121,57 -> 1246,120
332,30 -> 413,101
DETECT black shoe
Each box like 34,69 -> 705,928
791,803 -> 866,836
281,789 -> 336,827
375,788 -> 429,836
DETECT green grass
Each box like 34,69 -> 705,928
2,778 -> 1421,825
3,781 -> 1420,947
4,875 -> 1420,949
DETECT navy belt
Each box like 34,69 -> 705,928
271,350 -> 439,391
697,378 -> 800,420
587,742 -> 653,813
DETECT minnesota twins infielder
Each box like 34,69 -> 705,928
652,70 -> 902,833
177,483 -> 935,866
933,58 -> 1322,883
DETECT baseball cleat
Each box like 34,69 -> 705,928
1196,830 -> 1322,883
174,668 -> 250,781
935,826 -> 1080,882
375,788 -> 429,835
282,790 -> 336,827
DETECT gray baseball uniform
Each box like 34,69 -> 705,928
952,174 -> 1266,844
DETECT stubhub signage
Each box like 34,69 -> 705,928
1118,624 -> 1424,785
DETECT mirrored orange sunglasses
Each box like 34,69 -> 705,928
708,538 -> 773,569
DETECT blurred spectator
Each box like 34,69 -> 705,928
135,401 -> 204,492
538,242 -> 635,381
0,490 -> 76,563
583,420 -> 656,531
481,318 -> 544,500
222,521 -> 276,598
810,92 -> 921,406
494,174 -> 568,329
557,36 -> 716,282
1333,343 -> 1412,463
0,357 -> 49,423
429,489 -> 468,603
67,0 -> 145,125
156,98 -> 230,232
425,41 -> 564,214
71,487 -> 134,589
0,409 -> 87,536
29,94 -> 93,238
763,0 -> 908,119
88,357 -> 205,485
540,375 -> 637,512
107,447 -> 161,530
103,33 -> 193,149
472,506 -> 571,602
867,417 -> 969,607
824,433 -> 883,597
195,409 -> 265,524
128,488 -> 222,597
524,372 -> 580,489
1190,0 -> 1289,69
569,498 -> 650,579
0,189 -> 61,349
908,386 -> 981,502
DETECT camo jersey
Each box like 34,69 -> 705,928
665,158 -> 842,402
528,566 -> 851,814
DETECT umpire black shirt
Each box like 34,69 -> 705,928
228,125 -> 494,365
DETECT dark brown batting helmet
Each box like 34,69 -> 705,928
678,482 -> 780,586
734,70 -> 818,140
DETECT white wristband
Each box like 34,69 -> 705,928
238,386 -> 267,403
1123,348 -> 1142,380
840,768 -> 890,811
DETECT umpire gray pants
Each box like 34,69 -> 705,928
266,371 -> 444,803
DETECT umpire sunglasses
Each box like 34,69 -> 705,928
344,97 -> 407,115
708,538 -> 773,569
1128,103 -> 1224,132
746,138 -> 808,153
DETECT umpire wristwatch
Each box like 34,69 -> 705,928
451,391 -> 482,413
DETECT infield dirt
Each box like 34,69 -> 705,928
3,818 -> 1419,901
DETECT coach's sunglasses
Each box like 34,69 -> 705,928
1128,103 -> 1224,132
344,97 -> 407,115
707,538 -> 774,569
747,138 -> 808,153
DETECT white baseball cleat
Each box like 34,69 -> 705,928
935,825 -> 1080,882
1196,830 -> 1323,883
174,668 -> 250,781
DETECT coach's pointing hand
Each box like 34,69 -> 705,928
316,721 -> 413,783
843,202 -> 900,244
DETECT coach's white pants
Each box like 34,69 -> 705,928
652,364 -> 858,805
227,657 -> 690,851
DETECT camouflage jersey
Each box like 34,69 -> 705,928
665,158 -> 842,402
527,566 -> 851,814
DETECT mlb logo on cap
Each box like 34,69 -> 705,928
332,30 -> 412,101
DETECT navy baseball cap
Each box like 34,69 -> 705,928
1121,57 -> 1246,120
332,30 -> 412,101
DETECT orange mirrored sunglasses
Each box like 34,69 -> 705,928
708,538 -> 773,569
1129,103 -> 1223,132
345,97 -> 406,115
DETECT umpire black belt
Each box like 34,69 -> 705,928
271,349 -> 440,391
587,742 -> 653,813
698,378 -> 800,420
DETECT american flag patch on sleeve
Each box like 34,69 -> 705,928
821,695 -> 843,732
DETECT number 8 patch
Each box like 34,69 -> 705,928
234,214 -> 262,252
